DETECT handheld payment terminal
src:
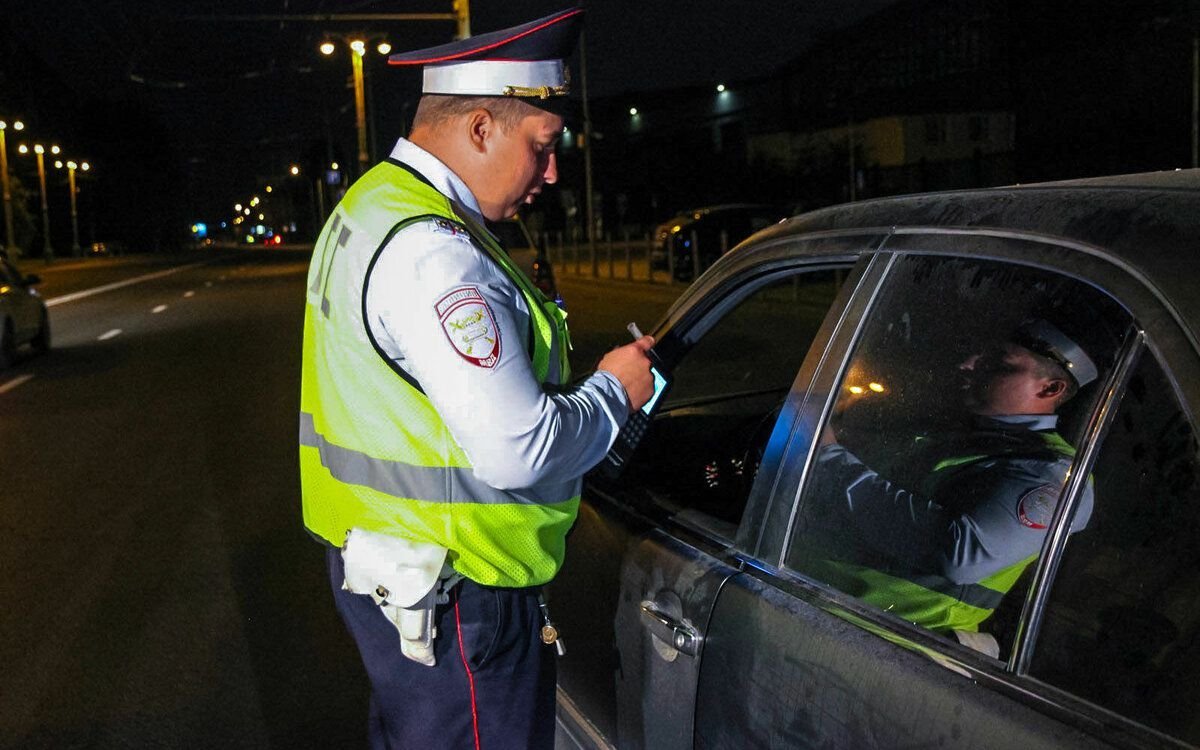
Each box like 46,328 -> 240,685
597,325 -> 671,479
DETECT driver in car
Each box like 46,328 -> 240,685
808,318 -> 1103,643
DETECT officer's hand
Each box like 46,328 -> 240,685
598,336 -> 655,414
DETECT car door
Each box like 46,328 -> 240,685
693,232 -> 1200,749
550,233 -> 880,749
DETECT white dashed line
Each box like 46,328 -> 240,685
183,290 -> 195,298
45,262 -> 208,307
152,304 -> 168,314
0,374 -> 34,394
98,329 -> 123,341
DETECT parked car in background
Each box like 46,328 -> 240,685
650,203 -> 786,281
552,170 -> 1200,749
0,255 -> 49,367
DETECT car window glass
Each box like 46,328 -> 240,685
618,270 -> 846,528
1029,350 -> 1200,744
786,254 -> 1131,659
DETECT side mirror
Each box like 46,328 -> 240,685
24,274 -> 41,286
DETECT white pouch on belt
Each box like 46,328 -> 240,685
341,528 -> 451,666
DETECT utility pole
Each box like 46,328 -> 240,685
33,146 -> 52,261
453,0 -> 471,39
350,42 -> 369,177
580,31 -> 596,256
1192,30 -> 1198,168
0,120 -> 19,257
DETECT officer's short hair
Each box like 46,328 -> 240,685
412,95 -> 543,133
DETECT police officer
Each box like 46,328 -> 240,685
298,9 -> 654,748
810,319 -> 1100,641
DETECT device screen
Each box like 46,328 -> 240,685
641,366 -> 669,416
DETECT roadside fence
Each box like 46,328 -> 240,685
535,228 -> 732,285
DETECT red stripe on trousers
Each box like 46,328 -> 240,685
455,598 -> 482,750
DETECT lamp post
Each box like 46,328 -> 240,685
0,119 -> 23,256
22,143 -> 54,260
320,36 -> 391,177
55,158 -> 88,256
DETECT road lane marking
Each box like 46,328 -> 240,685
45,262 -> 209,307
98,329 -> 122,340
183,290 -> 195,298
0,374 -> 34,394
152,304 -> 168,314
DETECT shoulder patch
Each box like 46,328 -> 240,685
1017,484 -> 1059,529
436,286 -> 501,369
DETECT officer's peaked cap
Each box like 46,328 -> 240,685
388,8 -> 583,101
1013,318 -> 1100,388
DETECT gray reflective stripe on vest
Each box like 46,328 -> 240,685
904,573 -> 1006,610
299,412 -> 573,506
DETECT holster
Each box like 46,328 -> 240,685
341,528 -> 460,666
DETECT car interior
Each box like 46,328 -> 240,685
602,269 -> 846,535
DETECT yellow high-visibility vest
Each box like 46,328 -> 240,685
300,159 -> 575,587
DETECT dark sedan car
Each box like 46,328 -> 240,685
650,204 -> 786,281
551,170 -> 1200,749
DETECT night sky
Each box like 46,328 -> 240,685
4,0 -> 1194,250
2,0 -> 898,236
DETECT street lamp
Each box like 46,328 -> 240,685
22,143 -> 54,260
319,35 -> 391,177
0,118 -> 24,256
54,157 -> 87,256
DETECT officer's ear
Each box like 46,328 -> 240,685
465,108 -> 496,154
1038,377 -> 1067,403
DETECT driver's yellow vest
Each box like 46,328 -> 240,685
299,160 -> 575,588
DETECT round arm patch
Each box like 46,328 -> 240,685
1017,484 -> 1059,529
436,286 -> 502,369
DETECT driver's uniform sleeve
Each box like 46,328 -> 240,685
364,220 -> 630,489
812,444 -> 1088,584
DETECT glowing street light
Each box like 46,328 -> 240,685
319,36 -> 391,176
0,118 -> 26,255
22,143 -> 54,259
290,165 -> 300,176
54,156 -> 87,255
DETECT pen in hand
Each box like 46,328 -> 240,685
626,322 -> 644,340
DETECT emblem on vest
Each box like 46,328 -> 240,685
436,286 -> 501,369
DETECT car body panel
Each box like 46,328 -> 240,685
555,169 -> 1200,749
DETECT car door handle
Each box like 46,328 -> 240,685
639,600 -> 701,656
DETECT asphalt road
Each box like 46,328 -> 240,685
0,249 -> 680,749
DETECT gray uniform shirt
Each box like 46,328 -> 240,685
363,138 -> 629,491
813,413 -> 1094,584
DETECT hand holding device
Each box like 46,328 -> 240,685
595,323 -> 673,478
597,327 -> 655,413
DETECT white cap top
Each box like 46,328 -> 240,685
422,60 -> 567,97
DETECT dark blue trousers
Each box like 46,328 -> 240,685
326,546 -> 556,749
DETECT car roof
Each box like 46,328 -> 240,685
769,168 -> 1200,327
